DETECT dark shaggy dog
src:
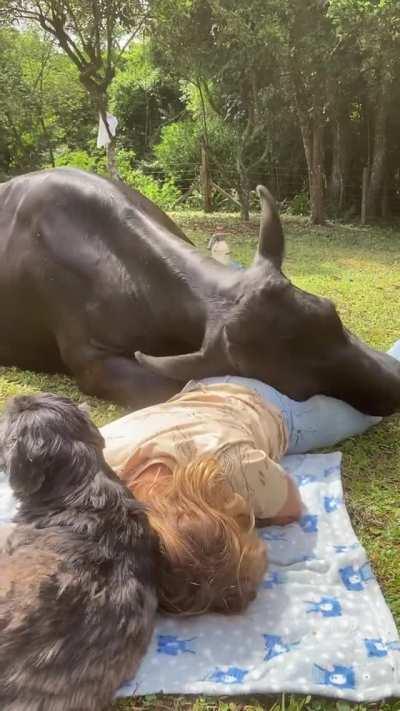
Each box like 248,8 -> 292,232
0,394 -> 158,711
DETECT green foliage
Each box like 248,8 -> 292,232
2,2 -> 400,220
287,192 -> 310,216
54,148 -> 106,174
17,31 -> 95,149
154,101 -> 238,195
0,27 -> 95,178
149,0 -> 282,216
110,42 -> 184,159
154,119 -> 200,181
53,146 -> 180,208
117,149 -> 181,208
0,0 -> 149,104
121,167 -> 181,210
147,0 -> 400,220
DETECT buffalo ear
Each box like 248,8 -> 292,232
135,327 -> 235,382
255,185 -> 284,269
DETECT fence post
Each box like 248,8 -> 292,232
361,166 -> 368,225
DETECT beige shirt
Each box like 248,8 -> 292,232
101,382 -> 289,519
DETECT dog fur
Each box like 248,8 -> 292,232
0,394 -> 158,711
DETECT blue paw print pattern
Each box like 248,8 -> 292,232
364,638 -> 400,658
114,453 -> 400,702
323,496 -> 343,513
294,472 -> 320,486
299,514 -> 318,533
206,666 -> 248,684
284,553 -> 316,566
157,635 -> 196,656
324,463 -> 341,477
261,530 -> 288,542
340,563 -> 374,591
312,664 -> 356,690
262,571 -> 287,589
263,634 -> 299,661
295,463 -> 340,487
305,596 -> 342,618
333,543 -> 359,554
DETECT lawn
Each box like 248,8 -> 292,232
0,212 -> 399,711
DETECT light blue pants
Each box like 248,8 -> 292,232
197,340 -> 400,455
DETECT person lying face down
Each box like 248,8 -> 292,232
102,340 -> 400,617
101,379 -> 302,616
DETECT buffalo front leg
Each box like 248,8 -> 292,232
79,356 -> 180,409
69,353 -> 180,409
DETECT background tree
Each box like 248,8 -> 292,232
282,0 -> 334,224
1,0 -> 400,223
110,42 -> 184,161
150,0 -> 332,222
0,27 -> 37,177
329,0 -> 400,219
150,0 -> 278,219
0,0 -> 149,176
0,26 -> 93,177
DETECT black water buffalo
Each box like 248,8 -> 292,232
0,167 -> 399,414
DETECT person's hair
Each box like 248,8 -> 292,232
130,457 -> 267,615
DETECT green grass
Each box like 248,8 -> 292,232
1,212 -> 399,711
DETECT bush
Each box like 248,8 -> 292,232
124,168 -> 180,209
53,147 -> 180,210
154,117 -> 237,193
54,148 -> 107,174
287,190 -> 310,216
116,149 -> 181,209
154,120 -> 199,188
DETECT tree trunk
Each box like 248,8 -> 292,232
381,173 -> 390,220
310,120 -> 324,224
39,115 -> 55,167
361,167 -> 368,225
237,166 -> 250,221
289,51 -> 325,225
367,73 -> 390,219
106,139 -> 119,181
274,166 -> 280,201
144,91 -> 150,151
200,141 -> 212,213
329,118 -> 347,214
298,111 -> 325,225
98,96 -> 120,181
5,111 -> 25,157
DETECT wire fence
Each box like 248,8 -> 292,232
135,158 -> 400,219
133,159 -> 385,217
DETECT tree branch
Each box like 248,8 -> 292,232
114,13 -> 149,65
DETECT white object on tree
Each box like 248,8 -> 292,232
97,113 -> 118,148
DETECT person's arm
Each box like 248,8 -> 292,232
232,446 -> 303,525
259,474 -> 302,526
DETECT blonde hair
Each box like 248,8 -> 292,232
129,457 -> 267,615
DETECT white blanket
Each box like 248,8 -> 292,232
1,453 -> 399,702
